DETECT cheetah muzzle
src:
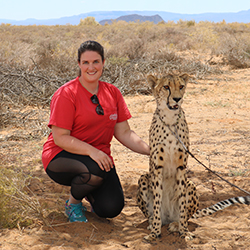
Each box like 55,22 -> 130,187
136,73 -> 250,242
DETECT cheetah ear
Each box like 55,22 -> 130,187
147,75 -> 157,90
180,73 -> 190,83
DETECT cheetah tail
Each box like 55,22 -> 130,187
192,196 -> 250,219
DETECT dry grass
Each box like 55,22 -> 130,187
0,166 -> 48,228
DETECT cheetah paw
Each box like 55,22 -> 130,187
168,222 -> 179,232
181,231 -> 195,240
143,233 -> 157,242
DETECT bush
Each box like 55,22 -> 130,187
0,166 -> 46,228
79,17 -> 100,26
213,33 -> 250,68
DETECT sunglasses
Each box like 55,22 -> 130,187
91,94 -> 104,115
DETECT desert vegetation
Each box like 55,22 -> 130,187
1,19 -> 250,109
0,18 -> 250,233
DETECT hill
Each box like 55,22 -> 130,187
99,14 -> 164,25
1,9 -> 250,25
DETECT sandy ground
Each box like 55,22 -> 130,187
0,68 -> 250,249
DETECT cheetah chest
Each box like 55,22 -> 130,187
149,114 -> 189,179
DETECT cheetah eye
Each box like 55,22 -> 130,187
180,85 -> 184,90
163,85 -> 169,90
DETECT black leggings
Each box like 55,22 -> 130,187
46,150 -> 124,218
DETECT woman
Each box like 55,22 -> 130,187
42,40 -> 150,222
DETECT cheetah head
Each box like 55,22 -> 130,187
147,73 -> 189,111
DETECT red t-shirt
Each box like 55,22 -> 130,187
42,77 -> 131,170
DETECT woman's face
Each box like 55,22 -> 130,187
78,50 -> 105,84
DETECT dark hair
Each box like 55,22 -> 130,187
77,40 -> 104,63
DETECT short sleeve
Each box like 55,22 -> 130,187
48,94 -> 76,130
116,89 -> 132,123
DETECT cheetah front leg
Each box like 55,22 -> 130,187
169,167 -> 195,240
144,169 -> 163,242
137,173 -> 153,221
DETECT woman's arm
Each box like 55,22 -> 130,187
114,121 -> 150,155
51,125 -> 113,172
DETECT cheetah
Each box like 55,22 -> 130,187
137,73 -> 250,241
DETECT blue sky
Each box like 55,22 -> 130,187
0,0 -> 249,20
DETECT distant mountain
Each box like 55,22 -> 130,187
99,14 -> 164,25
1,10 -> 250,26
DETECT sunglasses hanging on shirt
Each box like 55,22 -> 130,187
90,94 -> 104,115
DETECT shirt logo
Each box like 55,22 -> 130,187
109,113 -> 118,121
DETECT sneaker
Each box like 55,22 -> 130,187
65,200 -> 88,223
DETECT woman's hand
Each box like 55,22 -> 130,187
89,148 -> 113,172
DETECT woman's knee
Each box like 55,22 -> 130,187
94,198 -> 124,218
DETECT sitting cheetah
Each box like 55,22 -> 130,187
137,73 -> 250,241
